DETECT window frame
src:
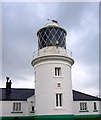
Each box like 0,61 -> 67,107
13,102 -> 21,112
32,106 -> 35,112
80,102 -> 88,111
93,102 -> 98,111
55,67 -> 61,77
55,93 -> 63,108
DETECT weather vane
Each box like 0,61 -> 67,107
47,19 -> 58,23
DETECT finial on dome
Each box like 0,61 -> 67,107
45,19 -> 59,27
52,19 -> 58,24
47,19 -> 58,23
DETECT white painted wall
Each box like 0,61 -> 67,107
27,95 -> 35,115
0,97 -> 100,117
99,101 -> 101,114
73,101 -> 100,115
1,101 -> 27,116
33,58 -> 74,115
0,98 -> 35,117
0,101 -> 32,116
0,101 -> 2,116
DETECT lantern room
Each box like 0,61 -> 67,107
37,20 -> 67,50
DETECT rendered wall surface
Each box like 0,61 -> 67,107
0,98 -> 35,117
34,58 -> 74,115
73,101 -> 100,115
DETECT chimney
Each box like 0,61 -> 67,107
6,77 -> 12,89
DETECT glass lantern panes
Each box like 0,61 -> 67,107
37,27 -> 66,50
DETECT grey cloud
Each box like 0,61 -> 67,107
56,3 -> 98,30
2,3 -> 38,81
57,3 -> 87,27
72,34 -> 99,65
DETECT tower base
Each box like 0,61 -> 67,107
34,114 -> 75,120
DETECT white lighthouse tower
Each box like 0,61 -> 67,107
31,20 -> 74,118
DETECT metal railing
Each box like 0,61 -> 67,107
33,49 -> 72,59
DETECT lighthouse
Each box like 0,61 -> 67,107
31,20 -> 74,118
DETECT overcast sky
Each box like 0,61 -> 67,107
1,2 -> 99,96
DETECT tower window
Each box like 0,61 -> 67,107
56,93 -> 62,107
55,67 -> 61,76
